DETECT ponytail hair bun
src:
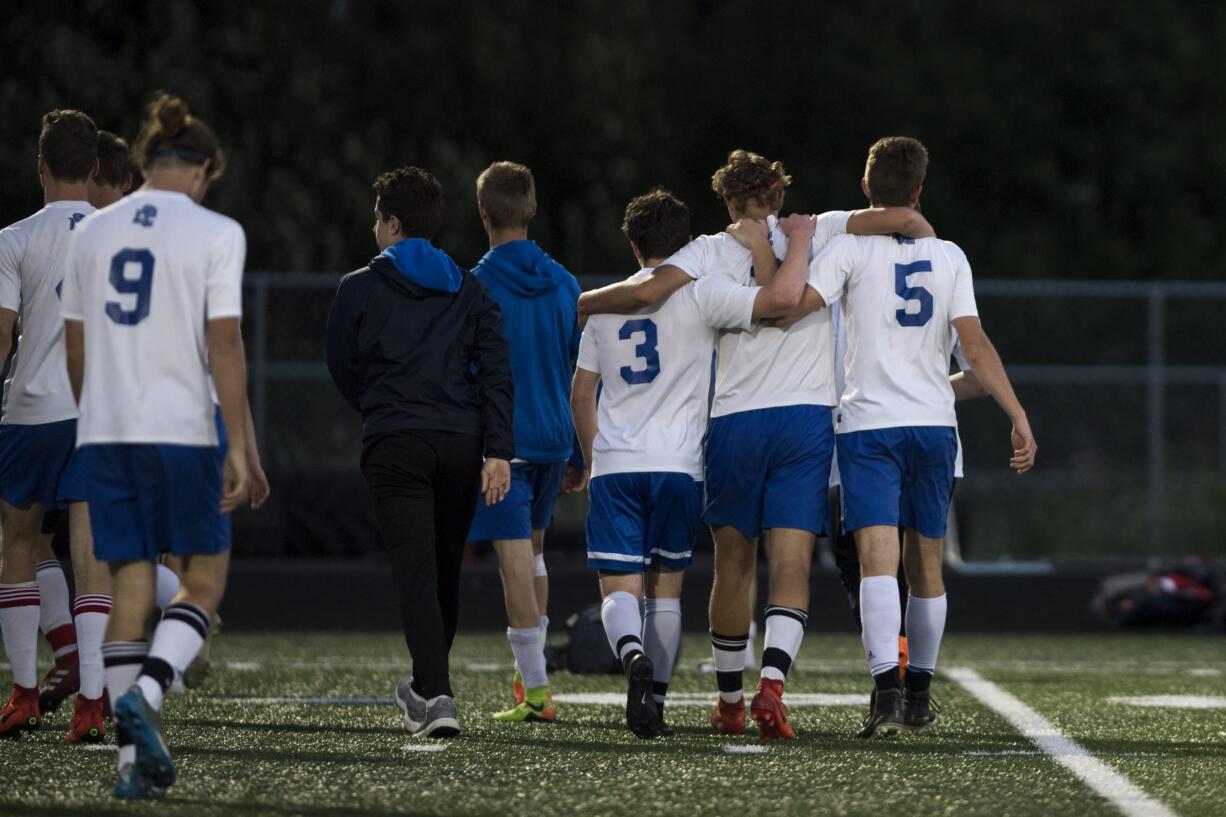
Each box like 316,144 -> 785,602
134,90 -> 225,181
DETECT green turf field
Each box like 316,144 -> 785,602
1,632 -> 1223,817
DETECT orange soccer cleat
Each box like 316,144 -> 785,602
39,650 -> 81,714
65,695 -> 107,744
750,678 -> 795,740
709,695 -> 746,736
0,685 -> 42,739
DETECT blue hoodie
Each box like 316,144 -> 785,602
473,240 -> 581,463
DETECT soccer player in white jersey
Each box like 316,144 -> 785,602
61,94 -> 250,799
580,150 -> 932,740
808,137 -> 1036,737
572,189 -> 813,738
0,110 -> 115,744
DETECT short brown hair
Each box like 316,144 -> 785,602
622,189 -> 691,261
711,149 -> 791,212
374,166 -> 444,239
864,137 -> 928,206
134,92 -> 225,181
476,162 -> 537,230
39,110 -> 98,183
96,130 -> 138,188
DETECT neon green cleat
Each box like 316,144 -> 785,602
492,686 -> 555,722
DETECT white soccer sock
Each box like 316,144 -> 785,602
905,593 -> 947,675
760,605 -> 808,683
643,597 -> 681,703
36,560 -> 73,634
710,630 -> 748,704
155,564 -> 182,609
103,640 -> 147,772
73,595 -> 112,700
860,576 -> 902,677
137,603 -> 210,711
600,591 -> 643,667
0,582 -> 41,688
746,619 -> 758,671
507,625 -> 548,689
538,615 -> 549,647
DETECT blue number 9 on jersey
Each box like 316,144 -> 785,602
618,318 -> 661,384
894,260 -> 934,327
106,248 -> 155,325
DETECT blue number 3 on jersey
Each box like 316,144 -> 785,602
618,318 -> 660,384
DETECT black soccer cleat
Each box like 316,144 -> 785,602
624,654 -> 661,739
857,687 -> 904,739
902,688 -> 939,733
656,700 -> 674,737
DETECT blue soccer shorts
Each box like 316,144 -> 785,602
0,419 -> 76,509
585,472 -> 701,573
703,404 -> 834,539
468,460 -> 566,541
837,426 -> 958,539
75,441 -> 229,562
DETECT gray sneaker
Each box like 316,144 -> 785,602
393,675 -> 427,732
414,695 -> 460,739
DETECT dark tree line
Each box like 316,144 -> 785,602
3,0 -> 1224,281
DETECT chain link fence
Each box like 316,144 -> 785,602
242,274 -> 1226,562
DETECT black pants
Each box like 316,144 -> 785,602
361,429 -> 483,699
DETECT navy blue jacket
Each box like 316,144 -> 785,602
326,238 -> 514,459
472,240 -> 581,463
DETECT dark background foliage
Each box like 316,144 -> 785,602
3,0 -> 1223,279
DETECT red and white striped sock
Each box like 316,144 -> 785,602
73,594 -> 112,700
0,582 -> 42,688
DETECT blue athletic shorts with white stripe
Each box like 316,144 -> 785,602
837,426 -> 958,539
585,472 -> 701,573
703,404 -> 834,538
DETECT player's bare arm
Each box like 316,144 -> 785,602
750,214 -> 815,318
725,218 -> 778,285
0,309 -> 15,375
243,397 -> 271,508
64,318 -> 84,403
951,315 -> 1036,473
846,206 -> 935,238
950,369 -> 987,401
207,316 -> 250,511
577,264 -> 692,316
570,368 -> 600,477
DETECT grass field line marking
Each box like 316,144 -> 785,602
402,743 -> 448,752
216,696 -> 394,705
949,667 -> 1179,817
552,692 -> 867,707
1107,695 -> 1226,709
722,745 -> 769,754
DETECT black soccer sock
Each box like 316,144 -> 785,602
904,668 -> 933,693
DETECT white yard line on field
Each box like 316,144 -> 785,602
949,667 -> 1179,817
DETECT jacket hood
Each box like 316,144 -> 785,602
475,240 -> 569,297
372,238 -> 464,295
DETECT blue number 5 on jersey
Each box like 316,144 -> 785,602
106,248 -> 155,325
895,260 -> 934,327
618,318 -> 661,384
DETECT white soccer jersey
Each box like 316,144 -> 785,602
829,304 -> 970,484
663,211 -> 850,418
61,190 -> 245,446
0,201 -> 96,425
576,268 -> 758,480
813,234 -> 978,434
